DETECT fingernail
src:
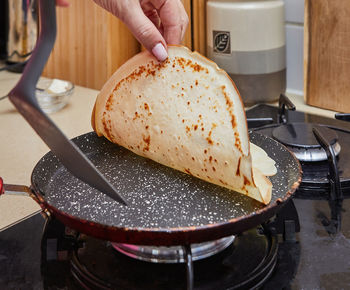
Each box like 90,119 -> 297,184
152,43 -> 168,62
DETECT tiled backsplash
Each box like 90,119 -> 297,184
283,0 -> 304,95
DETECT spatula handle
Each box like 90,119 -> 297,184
7,0 -> 127,205
10,0 -> 56,107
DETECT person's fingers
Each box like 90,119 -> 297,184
93,0 -> 169,61
121,3 -> 168,61
144,8 -> 161,30
56,0 -> 69,7
148,0 -> 189,45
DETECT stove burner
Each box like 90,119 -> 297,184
272,123 -> 341,162
111,236 -> 235,263
68,227 -> 278,289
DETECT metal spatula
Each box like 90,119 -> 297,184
8,0 -> 127,206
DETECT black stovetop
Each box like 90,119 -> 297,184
1,104 -> 350,289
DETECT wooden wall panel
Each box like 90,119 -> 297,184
192,0 -> 207,55
181,0 -> 192,49
43,1 -> 140,90
304,0 -> 350,113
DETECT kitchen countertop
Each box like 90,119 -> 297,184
0,70 -> 338,231
0,71 -> 97,230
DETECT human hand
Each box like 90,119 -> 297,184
93,0 -> 189,61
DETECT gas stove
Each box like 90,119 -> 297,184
1,96 -> 350,289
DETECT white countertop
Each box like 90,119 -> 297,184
0,70 -> 338,231
0,71 -> 98,230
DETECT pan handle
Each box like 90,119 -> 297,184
0,178 -> 51,219
0,178 -> 32,197
0,177 -> 3,195
0,177 -> 45,207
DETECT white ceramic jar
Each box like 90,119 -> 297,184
207,0 -> 286,106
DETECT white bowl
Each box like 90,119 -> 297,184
36,78 -> 74,114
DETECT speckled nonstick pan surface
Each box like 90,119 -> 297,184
31,131 -> 301,246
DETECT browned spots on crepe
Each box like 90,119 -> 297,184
105,94 -> 114,111
113,77 -> 127,92
174,57 -> 209,73
206,136 -> 214,145
101,112 -> 115,142
102,118 -> 112,141
112,60 -> 170,96
219,179 -> 228,186
143,103 -> 152,116
206,123 -> 217,145
236,157 -> 241,176
133,111 -> 140,120
142,135 -> 151,152
243,175 -> 251,186
234,132 -> 242,153
146,68 -> 156,77
184,168 -> 192,175
241,186 -> 249,195
221,85 -> 242,154
231,115 -> 236,128
222,86 -> 233,107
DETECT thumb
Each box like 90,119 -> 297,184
123,7 -> 168,62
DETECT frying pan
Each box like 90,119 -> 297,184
8,131 -> 299,246
1,1 -> 301,247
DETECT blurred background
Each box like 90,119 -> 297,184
1,0 -> 348,112
0,0 -> 303,93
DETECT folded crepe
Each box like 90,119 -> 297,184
92,45 -> 276,204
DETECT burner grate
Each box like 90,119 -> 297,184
272,123 -> 341,162
246,95 -> 349,233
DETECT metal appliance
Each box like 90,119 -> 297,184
206,0 -> 286,106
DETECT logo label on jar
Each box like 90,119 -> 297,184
213,31 -> 230,54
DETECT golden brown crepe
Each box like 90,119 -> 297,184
92,45 -> 276,204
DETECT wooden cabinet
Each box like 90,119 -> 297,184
304,0 -> 350,113
43,0 -> 196,90
192,0 -> 207,56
